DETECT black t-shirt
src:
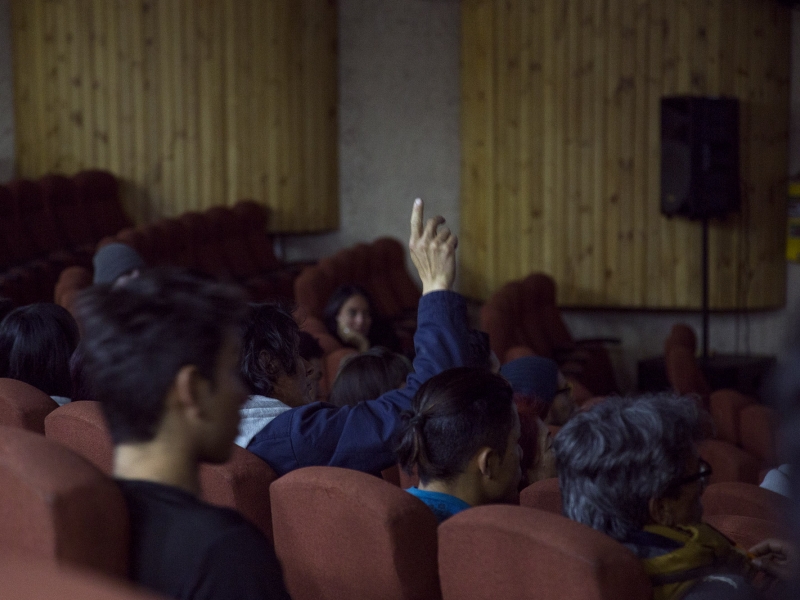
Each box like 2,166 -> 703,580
117,479 -> 290,600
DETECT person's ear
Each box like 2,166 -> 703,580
173,364 -> 209,422
648,496 -> 676,527
476,446 -> 497,479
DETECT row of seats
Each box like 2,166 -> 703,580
0,413 -> 783,600
54,200 -> 298,314
665,324 -> 777,485
0,171 -> 131,306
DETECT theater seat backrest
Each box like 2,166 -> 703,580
703,514 -> 781,552
738,405 -> 776,465
198,445 -> 278,541
709,389 -> 755,445
0,185 -> 39,265
0,378 -> 58,434
438,505 -> 651,600
698,439 -> 761,485
519,477 -> 563,515
41,174 -> 95,249
0,426 -> 129,576
702,481 -> 788,522
73,170 -> 131,239
270,466 -> 441,600
232,200 -> 280,272
44,401 -> 114,475
7,179 -> 63,256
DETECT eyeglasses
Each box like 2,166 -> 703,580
667,459 -> 713,491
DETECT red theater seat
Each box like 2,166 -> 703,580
270,466 -> 441,600
519,477 -> 563,515
702,482 -> 788,523
0,378 -> 58,434
44,401 -> 114,475
73,170 -> 131,239
438,505 -> 651,600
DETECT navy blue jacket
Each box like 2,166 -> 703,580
247,290 -> 469,476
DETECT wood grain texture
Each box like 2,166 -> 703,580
11,0 -> 338,232
461,0 -> 790,309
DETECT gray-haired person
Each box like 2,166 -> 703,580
554,394 -> 768,600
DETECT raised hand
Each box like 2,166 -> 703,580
408,198 -> 458,295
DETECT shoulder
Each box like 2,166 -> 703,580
683,574 -> 760,600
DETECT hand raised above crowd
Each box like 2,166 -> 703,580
408,198 -> 458,295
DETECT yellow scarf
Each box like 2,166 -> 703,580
640,523 -> 756,600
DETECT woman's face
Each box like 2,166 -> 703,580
336,294 -> 372,337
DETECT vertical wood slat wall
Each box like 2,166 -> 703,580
461,0 -> 790,309
11,0 -> 338,232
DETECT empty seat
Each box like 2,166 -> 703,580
438,504 -> 651,600
0,378 -> 58,434
519,477 -> 562,515
44,401 -> 114,475
198,445 -> 278,541
702,481 -> 788,523
270,466 -> 441,600
0,426 -> 129,576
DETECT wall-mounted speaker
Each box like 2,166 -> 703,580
660,96 -> 740,220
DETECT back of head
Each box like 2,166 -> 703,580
500,356 -> 559,408
329,347 -> 412,407
241,302 -> 299,397
0,297 -> 12,322
0,303 -> 79,397
554,393 -> 704,541
92,242 -> 146,285
396,367 -> 515,484
75,268 -> 246,444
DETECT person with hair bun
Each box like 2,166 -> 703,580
395,367 -> 522,523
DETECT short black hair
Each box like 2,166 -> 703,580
241,303 -> 299,397
323,284 -> 372,339
329,347 -> 412,407
0,297 -> 12,322
75,268 -> 247,444
0,303 -> 80,397
395,367 -> 515,484
554,394 -> 705,541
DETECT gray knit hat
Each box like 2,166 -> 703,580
92,243 -> 146,285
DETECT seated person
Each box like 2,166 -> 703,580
246,199 -> 471,477
324,284 -> 400,352
76,269 -> 289,600
236,303 -> 316,448
395,367 -> 522,523
0,303 -> 79,406
92,242 -> 146,286
555,393 -> 763,600
298,331 -> 324,402
328,347 -> 412,408
516,401 -> 556,487
500,355 -> 575,425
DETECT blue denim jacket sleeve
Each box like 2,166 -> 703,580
246,290 -> 470,476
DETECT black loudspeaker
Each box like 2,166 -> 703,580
660,96 -> 740,220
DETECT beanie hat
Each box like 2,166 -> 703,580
500,356 -> 559,406
92,243 -> 146,285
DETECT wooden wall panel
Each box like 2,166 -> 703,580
11,0 -> 337,232
461,0 -> 790,309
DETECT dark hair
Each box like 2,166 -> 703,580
70,342 -> 93,401
329,347 -> 412,407
323,284 -> 372,340
75,268 -> 247,444
554,393 -> 705,541
396,367 -> 516,484
467,329 -> 492,370
0,297 -> 12,322
298,330 -> 324,361
241,303 -> 300,397
0,303 -> 80,397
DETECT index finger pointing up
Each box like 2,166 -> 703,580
410,198 -> 423,242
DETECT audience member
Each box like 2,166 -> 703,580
236,303 -> 315,448
328,347 -> 412,408
76,269 -> 289,600
298,330 -> 324,402
0,303 -> 79,405
395,367 -> 521,523
516,401 -> 556,487
246,199 -> 470,476
499,355 -> 576,425
324,284 -> 400,352
92,242 -> 145,286
468,329 -> 500,373
555,394 -> 762,599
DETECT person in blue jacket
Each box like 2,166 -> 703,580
245,198 -> 470,476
